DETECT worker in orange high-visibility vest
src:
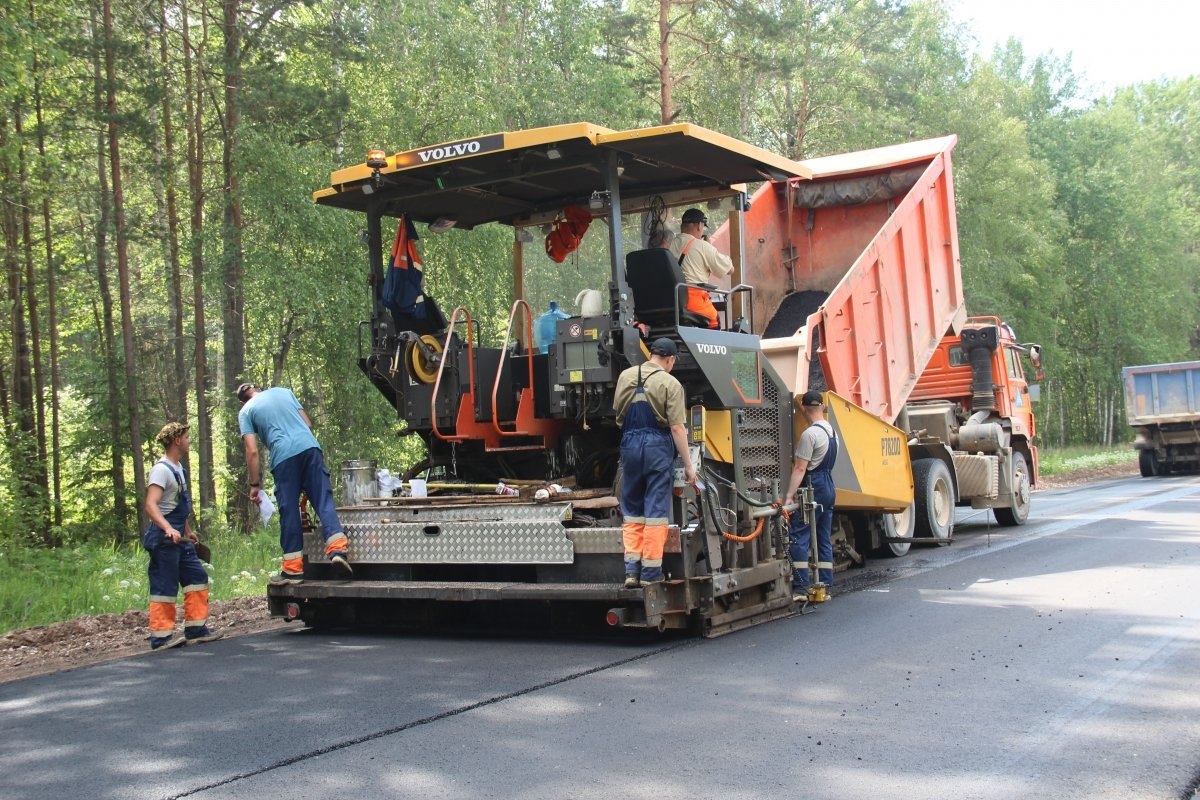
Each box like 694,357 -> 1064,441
613,338 -> 698,587
667,208 -> 734,328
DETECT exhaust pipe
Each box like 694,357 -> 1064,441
961,326 -> 1000,412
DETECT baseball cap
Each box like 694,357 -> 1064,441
236,382 -> 257,403
649,337 -> 678,357
156,422 -> 190,449
801,390 -> 824,407
681,208 -> 708,227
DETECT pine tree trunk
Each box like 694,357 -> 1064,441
154,0 -> 188,428
103,0 -> 147,534
658,0 -> 673,124
222,0 -> 251,530
184,0 -> 217,517
14,110 -> 52,544
91,5 -> 129,530
31,9 -> 64,528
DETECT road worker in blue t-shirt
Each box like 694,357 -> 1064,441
237,384 -> 352,584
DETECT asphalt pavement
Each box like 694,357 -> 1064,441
2,474 -> 1198,800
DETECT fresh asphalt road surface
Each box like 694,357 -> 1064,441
2,475 -> 1198,800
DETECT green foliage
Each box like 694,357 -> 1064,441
0,528 -> 280,635
1038,445 -> 1137,476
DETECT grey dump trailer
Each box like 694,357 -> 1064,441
1123,361 -> 1200,477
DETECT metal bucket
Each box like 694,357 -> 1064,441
340,459 -> 378,507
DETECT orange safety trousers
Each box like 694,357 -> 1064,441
149,586 -> 209,638
684,287 -> 719,329
282,533 -> 347,576
622,522 -> 668,575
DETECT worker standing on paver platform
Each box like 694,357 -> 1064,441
784,390 -> 839,601
613,338 -> 697,587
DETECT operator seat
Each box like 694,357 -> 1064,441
625,248 -> 712,329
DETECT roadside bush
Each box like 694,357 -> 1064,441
1039,445 -> 1135,475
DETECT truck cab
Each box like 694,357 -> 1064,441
908,317 -> 1044,526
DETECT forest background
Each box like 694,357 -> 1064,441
1,0 -> 1197,552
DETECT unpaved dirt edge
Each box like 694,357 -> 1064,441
0,595 -> 289,684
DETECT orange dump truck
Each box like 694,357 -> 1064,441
719,136 -> 1044,563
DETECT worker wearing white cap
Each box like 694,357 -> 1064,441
143,422 -> 221,649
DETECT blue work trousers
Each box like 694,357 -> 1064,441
789,470 -> 836,591
273,447 -> 344,558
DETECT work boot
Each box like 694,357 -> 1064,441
640,566 -> 664,584
791,585 -> 809,604
329,551 -> 353,577
149,635 -> 185,651
185,626 -> 224,645
269,571 -> 304,585
623,559 -> 641,588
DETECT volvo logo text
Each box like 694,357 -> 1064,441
396,134 -> 503,168
696,343 -> 728,355
417,140 -> 482,163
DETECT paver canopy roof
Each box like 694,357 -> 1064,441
314,122 -> 811,228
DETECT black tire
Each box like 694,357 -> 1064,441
874,504 -> 915,558
913,458 -> 954,544
401,459 -> 431,481
831,513 -> 866,570
1138,449 -> 1160,478
994,451 -> 1032,526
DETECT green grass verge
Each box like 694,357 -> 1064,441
1039,445 -> 1136,475
0,529 -> 281,636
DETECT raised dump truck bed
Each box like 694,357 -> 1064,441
717,135 -> 1041,551
717,136 -> 965,421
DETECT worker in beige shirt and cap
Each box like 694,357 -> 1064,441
613,338 -> 697,587
667,208 -> 733,328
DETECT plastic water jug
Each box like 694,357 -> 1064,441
534,301 -> 570,353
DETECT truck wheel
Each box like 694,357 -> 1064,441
873,504 -> 915,558
993,451 -> 1031,526
1138,449 -> 1160,478
913,458 -> 954,544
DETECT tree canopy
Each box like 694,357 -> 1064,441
1,0 -> 1196,546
